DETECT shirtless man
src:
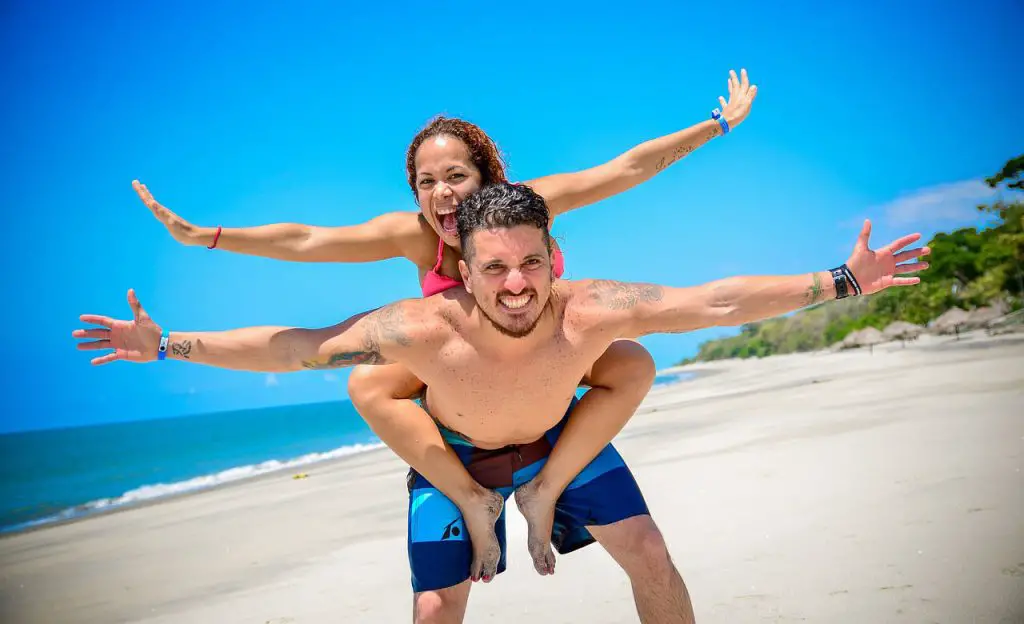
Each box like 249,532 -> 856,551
73,182 -> 929,623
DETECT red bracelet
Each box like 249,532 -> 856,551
208,225 -> 223,250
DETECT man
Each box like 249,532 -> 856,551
74,182 -> 929,623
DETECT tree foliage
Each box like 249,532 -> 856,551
680,155 -> 1023,364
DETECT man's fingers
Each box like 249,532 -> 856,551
886,233 -> 922,253
857,219 -> 872,249
73,328 -> 109,340
749,84 -> 758,103
894,246 -> 931,263
79,314 -> 115,328
740,68 -> 749,90
91,352 -> 120,366
77,339 -> 111,351
127,289 -> 144,319
893,277 -> 921,287
896,261 -> 929,274
719,95 -> 727,110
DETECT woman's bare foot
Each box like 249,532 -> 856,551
463,488 -> 505,582
514,480 -> 557,575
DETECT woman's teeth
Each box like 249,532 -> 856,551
500,295 -> 531,309
441,212 -> 457,233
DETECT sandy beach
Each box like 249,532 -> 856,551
2,331 -> 1022,623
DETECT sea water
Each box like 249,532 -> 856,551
1,373 -> 691,533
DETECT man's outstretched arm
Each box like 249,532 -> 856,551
72,289 -> 414,372
591,220 -> 931,336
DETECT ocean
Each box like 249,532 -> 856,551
0,372 -> 691,534
0,400 -> 382,534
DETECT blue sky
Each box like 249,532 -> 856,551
1,0 -> 1021,433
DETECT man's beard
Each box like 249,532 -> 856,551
478,298 -> 544,338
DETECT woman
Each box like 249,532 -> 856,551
135,69 -> 757,581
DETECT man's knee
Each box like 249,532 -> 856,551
616,517 -> 676,577
413,592 -> 447,624
637,522 -> 674,568
413,584 -> 470,624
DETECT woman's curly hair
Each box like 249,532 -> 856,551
405,116 -> 508,201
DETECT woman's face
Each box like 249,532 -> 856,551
414,135 -> 482,249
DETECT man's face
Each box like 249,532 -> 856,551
459,225 -> 554,338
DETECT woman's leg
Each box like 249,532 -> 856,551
514,339 -> 657,575
347,364 -> 505,582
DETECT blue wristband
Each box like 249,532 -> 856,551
158,329 -> 169,361
711,108 -> 730,134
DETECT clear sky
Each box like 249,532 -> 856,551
2,0 -> 1021,433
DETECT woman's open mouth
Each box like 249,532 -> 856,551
437,206 -> 457,235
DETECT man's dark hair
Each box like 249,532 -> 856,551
456,182 -> 551,260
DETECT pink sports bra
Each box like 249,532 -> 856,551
421,236 -> 565,297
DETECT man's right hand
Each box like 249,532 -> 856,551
73,289 -> 162,365
133,180 -> 204,246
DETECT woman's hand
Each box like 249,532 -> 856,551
133,180 -> 206,246
718,68 -> 758,130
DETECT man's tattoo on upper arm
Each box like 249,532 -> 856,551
805,272 -> 824,306
587,280 -> 664,310
171,340 -> 192,359
369,303 -> 413,348
300,303 -> 413,370
302,351 -> 381,369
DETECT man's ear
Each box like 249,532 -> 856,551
458,260 -> 472,293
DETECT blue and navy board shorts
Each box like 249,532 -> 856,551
406,397 -> 650,593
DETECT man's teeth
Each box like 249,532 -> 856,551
500,295 -> 531,309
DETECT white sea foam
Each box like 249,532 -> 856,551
3,440 -> 386,533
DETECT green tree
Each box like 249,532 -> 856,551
678,153 -> 1023,365
985,154 -> 1024,190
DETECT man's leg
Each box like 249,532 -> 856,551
514,339 -> 656,575
412,580 -> 472,624
543,434 -> 693,623
406,443 -> 515,623
588,516 -> 695,624
350,365 -> 503,581
406,480 -> 500,623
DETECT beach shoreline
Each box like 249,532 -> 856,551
0,442 -> 394,539
2,330 -> 1021,623
0,368 -> 702,539
2,363 -> 712,539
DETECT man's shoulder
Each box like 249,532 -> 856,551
562,279 -> 663,312
558,280 -> 616,330
574,279 -> 664,306
365,296 -> 451,348
560,279 -> 664,333
374,290 -> 466,340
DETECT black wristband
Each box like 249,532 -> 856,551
831,267 -> 851,299
841,264 -> 862,296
